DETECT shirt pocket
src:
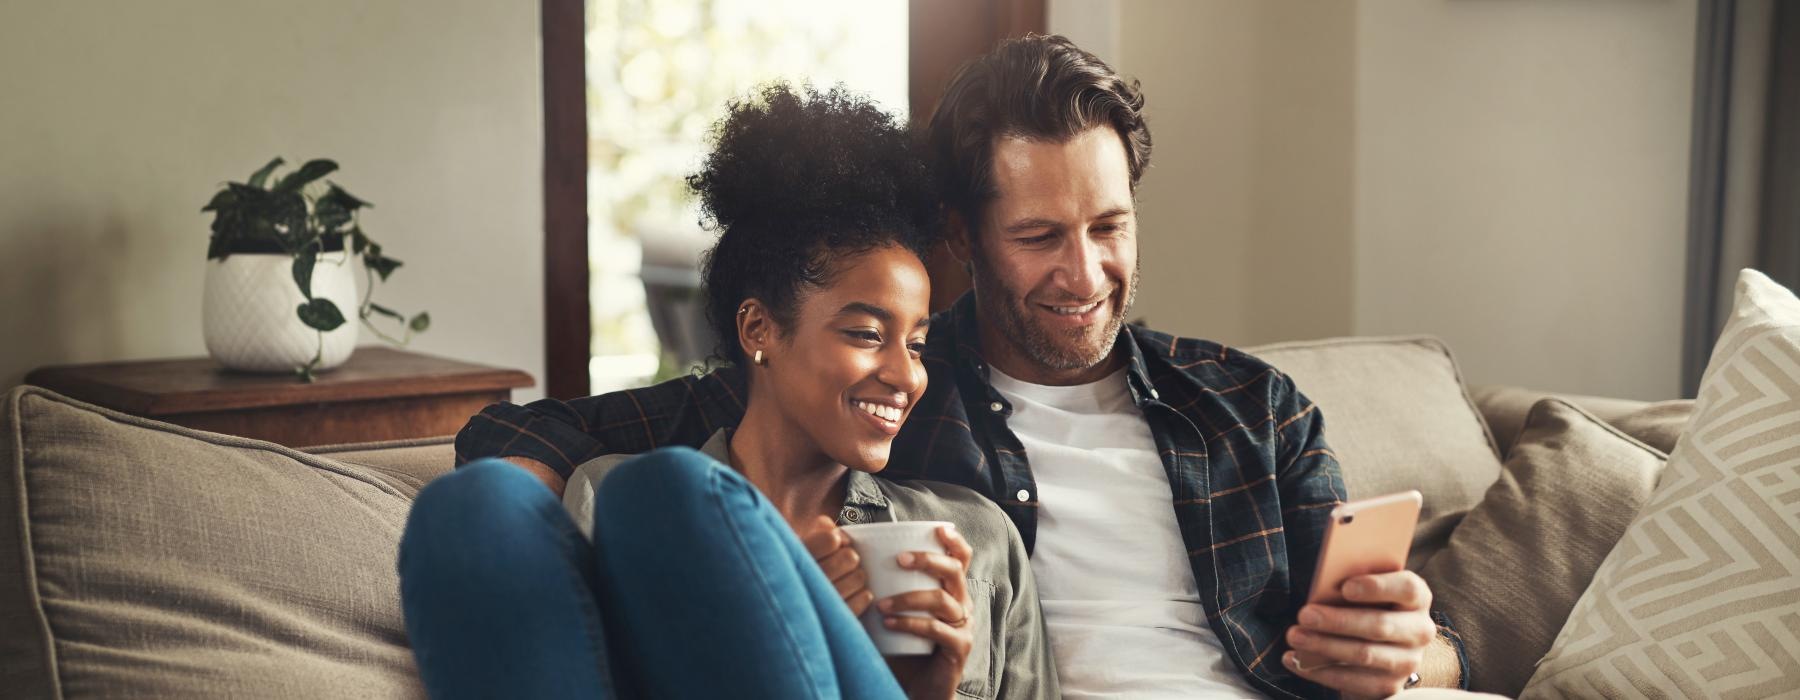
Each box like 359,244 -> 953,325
956,578 -> 1000,700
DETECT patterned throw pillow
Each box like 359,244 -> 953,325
1522,269 -> 1800,697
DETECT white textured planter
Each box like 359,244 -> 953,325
203,250 -> 360,373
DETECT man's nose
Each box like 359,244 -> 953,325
1056,235 -> 1107,300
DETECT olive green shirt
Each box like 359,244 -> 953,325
563,429 -> 1057,700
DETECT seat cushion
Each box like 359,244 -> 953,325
1525,270 -> 1800,697
0,386 -> 424,698
1421,399 -> 1666,696
1246,336 -> 1504,568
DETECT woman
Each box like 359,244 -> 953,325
398,84 -> 1054,700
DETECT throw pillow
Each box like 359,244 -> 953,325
1523,269 -> 1800,697
0,386 -> 424,698
1420,398 -> 1666,696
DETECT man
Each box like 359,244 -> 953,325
886,36 -> 1465,698
456,35 -> 1466,698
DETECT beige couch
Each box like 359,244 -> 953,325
0,336 -> 1690,698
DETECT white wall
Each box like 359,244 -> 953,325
1110,0 -> 1261,343
1353,0 -> 1696,401
0,1 -> 547,400
1055,0 -> 1696,400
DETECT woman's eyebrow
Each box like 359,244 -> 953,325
838,301 -> 930,330
837,301 -> 892,322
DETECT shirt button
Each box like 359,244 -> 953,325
1016,489 -> 1031,501
840,507 -> 862,523
990,401 -> 1004,413
1150,388 -> 1160,400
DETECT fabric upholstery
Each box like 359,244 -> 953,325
309,438 -> 456,499
1245,336 -> 1504,568
1421,399 -> 1666,696
1469,384 -> 1693,458
1524,269 -> 1800,696
0,386 -> 424,698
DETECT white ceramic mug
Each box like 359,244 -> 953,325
839,520 -> 952,656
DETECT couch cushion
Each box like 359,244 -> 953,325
308,437 -> 457,499
1420,399 -> 1666,696
0,386 -> 424,698
1525,269 -> 1800,696
1245,336 -> 1503,568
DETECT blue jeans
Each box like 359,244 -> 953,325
397,448 -> 907,699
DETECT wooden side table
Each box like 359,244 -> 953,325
24,347 -> 535,449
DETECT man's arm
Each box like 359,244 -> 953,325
1269,372 -> 1466,696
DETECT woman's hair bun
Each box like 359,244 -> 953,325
689,82 -> 935,239
688,82 -> 940,365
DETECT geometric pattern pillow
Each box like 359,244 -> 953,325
1522,269 -> 1800,697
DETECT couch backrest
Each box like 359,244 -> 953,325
1244,336 -> 1504,568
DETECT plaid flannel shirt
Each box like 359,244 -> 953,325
455,292 -> 1469,698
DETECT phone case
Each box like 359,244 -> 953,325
1306,490 -> 1422,605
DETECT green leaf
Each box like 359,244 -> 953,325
349,227 -> 369,255
315,184 -> 369,232
365,253 -> 402,281
367,302 -> 405,322
408,311 -> 431,333
291,251 -> 316,301
319,182 -> 371,210
248,157 -> 285,189
296,298 -> 346,331
201,188 -> 238,212
272,159 -> 338,194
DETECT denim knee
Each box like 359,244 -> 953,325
409,459 -> 557,526
594,446 -> 756,530
400,459 -> 573,583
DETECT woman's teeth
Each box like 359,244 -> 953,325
853,401 -> 901,422
1050,301 -> 1102,315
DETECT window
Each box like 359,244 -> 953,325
584,0 -> 909,393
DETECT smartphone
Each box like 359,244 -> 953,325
1306,490 -> 1422,606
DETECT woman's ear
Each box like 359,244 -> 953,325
735,299 -> 773,364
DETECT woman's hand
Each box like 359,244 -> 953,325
801,516 -> 875,615
882,524 -> 975,700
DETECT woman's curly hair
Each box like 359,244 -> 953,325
690,83 -> 940,365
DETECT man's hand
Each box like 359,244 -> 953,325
800,516 -> 876,615
502,456 -> 566,497
1282,570 -> 1447,698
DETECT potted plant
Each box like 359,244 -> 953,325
201,157 -> 428,381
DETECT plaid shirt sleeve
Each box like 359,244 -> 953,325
1269,370 -> 1349,629
1272,371 -> 1471,690
453,397 -> 611,478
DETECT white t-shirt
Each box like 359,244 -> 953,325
988,366 -> 1263,699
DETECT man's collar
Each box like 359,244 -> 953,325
940,290 -> 1160,402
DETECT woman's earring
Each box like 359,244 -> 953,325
753,350 -> 765,366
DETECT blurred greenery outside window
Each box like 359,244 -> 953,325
586,0 -> 908,393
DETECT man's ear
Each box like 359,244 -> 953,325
735,299 -> 774,362
945,210 -> 974,273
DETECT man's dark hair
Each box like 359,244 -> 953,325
926,34 -> 1152,234
689,83 -> 939,366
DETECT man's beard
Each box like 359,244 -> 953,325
971,252 -> 1139,373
